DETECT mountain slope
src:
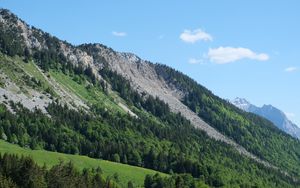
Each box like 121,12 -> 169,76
232,97 -> 300,139
0,8 -> 300,187
0,140 -> 166,187
1,7 -> 265,165
155,65 -> 300,177
78,44 -> 275,168
81,44 -> 300,176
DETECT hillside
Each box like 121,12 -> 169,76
0,8 -> 300,187
0,140 -> 166,187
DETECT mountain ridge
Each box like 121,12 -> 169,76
232,97 -> 300,139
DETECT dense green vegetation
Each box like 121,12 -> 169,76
0,85 -> 297,187
155,64 -> 300,177
0,150 -> 204,188
144,174 -> 208,188
0,140 -> 167,187
0,153 -> 120,188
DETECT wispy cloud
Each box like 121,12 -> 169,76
284,67 -> 298,72
207,46 -> 269,64
112,31 -> 127,37
180,28 -> 212,43
188,58 -> 203,64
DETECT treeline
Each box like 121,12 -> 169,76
0,153 -> 119,188
0,9 -> 24,57
0,9 -> 70,71
144,174 -> 208,188
0,153 -> 210,188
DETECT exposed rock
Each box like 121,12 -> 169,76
32,64 -> 89,111
0,72 -> 51,113
118,102 -> 138,118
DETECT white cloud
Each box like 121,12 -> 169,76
188,58 -> 203,64
284,67 -> 298,72
112,31 -> 127,37
207,46 -> 269,64
180,29 -> 212,43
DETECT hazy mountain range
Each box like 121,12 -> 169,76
232,97 -> 300,139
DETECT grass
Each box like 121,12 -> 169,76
0,53 -> 133,115
17,60 -> 55,92
0,54 -> 57,96
49,70 -> 123,113
0,140 -> 167,187
17,60 -> 45,83
0,54 -> 22,83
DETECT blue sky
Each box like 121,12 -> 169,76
1,0 -> 300,126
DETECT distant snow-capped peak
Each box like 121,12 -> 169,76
231,97 -> 300,139
231,97 -> 252,111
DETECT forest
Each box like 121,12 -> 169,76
155,64 -> 300,177
0,153 -> 120,188
0,85 -> 297,187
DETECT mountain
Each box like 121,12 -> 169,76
232,97 -> 300,139
1,8 -> 300,187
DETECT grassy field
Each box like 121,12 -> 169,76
0,140 -> 167,187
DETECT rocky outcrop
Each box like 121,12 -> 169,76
0,72 -> 51,113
